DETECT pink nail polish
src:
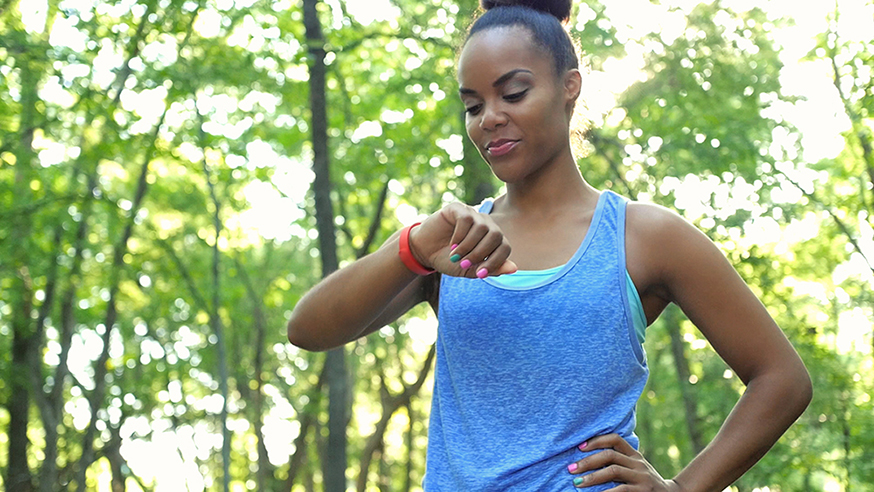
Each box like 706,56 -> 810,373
460,259 -> 472,269
578,441 -> 587,451
476,268 -> 488,279
451,244 -> 458,250
567,463 -> 578,473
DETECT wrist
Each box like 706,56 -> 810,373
666,479 -> 688,492
408,224 -> 433,269
398,223 -> 435,275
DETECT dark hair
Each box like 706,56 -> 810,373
467,0 -> 578,75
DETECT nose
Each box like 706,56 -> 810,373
479,102 -> 507,131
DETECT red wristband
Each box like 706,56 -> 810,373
399,223 -> 435,275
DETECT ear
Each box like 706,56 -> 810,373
563,68 -> 582,112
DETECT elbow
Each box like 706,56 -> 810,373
797,364 -> 813,414
752,355 -> 813,422
780,357 -> 813,420
287,314 -> 330,352
790,351 -> 813,414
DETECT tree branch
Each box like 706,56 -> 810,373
198,109 -> 232,492
826,6 -> 874,214
282,357 -> 328,491
778,170 -> 874,274
233,255 -> 272,489
356,180 -> 390,259
356,344 -> 436,492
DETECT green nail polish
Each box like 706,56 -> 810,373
573,477 -> 584,486
450,254 -> 461,262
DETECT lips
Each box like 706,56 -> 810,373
486,139 -> 520,157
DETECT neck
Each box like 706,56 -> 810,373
500,146 -> 597,216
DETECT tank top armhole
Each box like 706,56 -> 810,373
613,191 -> 647,365
625,270 -> 646,344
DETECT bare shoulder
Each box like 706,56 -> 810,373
625,199 -> 728,304
626,200 -> 701,242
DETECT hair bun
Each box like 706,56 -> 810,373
480,0 -> 572,22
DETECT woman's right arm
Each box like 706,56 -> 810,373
287,203 -> 517,352
287,230 -> 432,351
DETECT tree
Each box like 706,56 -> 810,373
1,0 -> 872,490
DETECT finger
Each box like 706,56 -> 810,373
448,217 -> 485,262
451,223 -> 490,274
464,230 -> 506,278
447,214 -> 475,261
579,434 -> 639,457
572,465 -> 643,488
568,448 -> 637,475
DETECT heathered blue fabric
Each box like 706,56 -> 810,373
491,267 -> 647,344
424,191 -> 649,491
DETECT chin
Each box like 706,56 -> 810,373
488,165 -> 527,184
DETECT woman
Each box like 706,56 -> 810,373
287,0 -> 812,489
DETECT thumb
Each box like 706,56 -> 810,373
493,260 -> 518,276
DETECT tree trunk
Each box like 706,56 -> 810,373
235,258 -> 272,489
403,401 -> 414,492
377,444 -> 389,492
32,0 -> 154,481
36,163 -> 98,492
73,109 -> 166,491
9,303 -> 35,492
7,35 -> 41,492
200,119 -> 232,492
303,0 -> 347,490
283,361 -> 326,490
664,306 -> 705,455
106,424 -> 126,492
843,406 -> 852,492
356,346 -> 435,492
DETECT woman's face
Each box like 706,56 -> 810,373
457,26 -> 578,184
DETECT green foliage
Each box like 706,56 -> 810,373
0,0 -> 872,490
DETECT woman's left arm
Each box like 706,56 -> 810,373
568,204 -> 812,491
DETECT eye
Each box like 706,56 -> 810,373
465,104 -> 483,115
504,89 -> 528,102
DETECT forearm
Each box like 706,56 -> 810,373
287,233 -> 421,351
672,364 -> 812,491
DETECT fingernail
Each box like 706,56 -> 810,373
578,441 -> 587,450
460,259 -> 472,269
567,463 -> 578,473
476,268 -> 488,279
573,477 -> 584,486
451,244 -> 458,250
450,254 -> 461,263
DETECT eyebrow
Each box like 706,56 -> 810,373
458,68 -> 534,95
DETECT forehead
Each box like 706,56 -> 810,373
457,26 -> 552,87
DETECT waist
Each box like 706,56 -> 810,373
424,427 -> 640,491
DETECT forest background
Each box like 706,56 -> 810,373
1,0 -> 873,490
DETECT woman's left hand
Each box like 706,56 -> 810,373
566,434 -> 684,491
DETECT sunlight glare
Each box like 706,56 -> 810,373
345,0 -> 398,25
19,0 -> 48,33
837,308 -> 873,354
405,316 -> 438,349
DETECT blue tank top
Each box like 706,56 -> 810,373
424,190 -> 649,491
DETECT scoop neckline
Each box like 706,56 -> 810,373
478,191 -> 608,291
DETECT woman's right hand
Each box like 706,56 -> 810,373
409,202 -> 517,278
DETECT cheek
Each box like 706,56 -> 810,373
522,98 -> 560,138
465,116 -> 482,141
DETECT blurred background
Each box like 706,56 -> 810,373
1,0 -> 872,490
